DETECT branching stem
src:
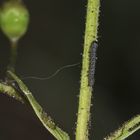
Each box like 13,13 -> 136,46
7,71 -> 70,140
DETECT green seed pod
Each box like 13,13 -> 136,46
1,1 -> 29,42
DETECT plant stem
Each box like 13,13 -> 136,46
0,70 -> 70,140
7,71 -> 70,140
104,115 -> 140,140
75,0 -> 100,140
7,41 -> 18,72
0,82 -> 23,103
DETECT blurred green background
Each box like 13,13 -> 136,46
0,0 -> 140,139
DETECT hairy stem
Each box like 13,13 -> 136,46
104,115 -> 140,140
75,0 -> 100,140
7,71 -> 70,140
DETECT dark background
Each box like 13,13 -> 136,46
0,0 -> 140,139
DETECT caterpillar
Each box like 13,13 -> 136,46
88,41 -> 98,88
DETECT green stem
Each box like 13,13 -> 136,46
0,71 -> 70,140
75,0 -> 100,140
7,71 -> 70,140
7,41 -> 18,72
0,82 -> 23,103
104,115 -> 140,140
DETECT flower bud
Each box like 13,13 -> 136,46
1,1 -> 29,42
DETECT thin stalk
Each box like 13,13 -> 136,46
7,41 -> 18,72
75,0 -> 100,140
